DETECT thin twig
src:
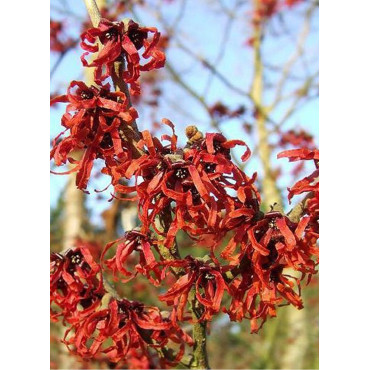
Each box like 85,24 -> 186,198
271,2 -> 317,108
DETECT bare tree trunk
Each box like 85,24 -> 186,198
62,153 -> 85,250
280,269 -> 309,369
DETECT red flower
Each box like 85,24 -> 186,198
50,81 -> 138,190
285,0 -> 302,7
228,266 -> 302,333
278,148 -> 319,163
248,212 -> 317,273
208,102 -> 246,120
251,0 -> 302,26
278,149 -> 319,201
253,0 -> 279,25
101,230 -> 163,285
80,19 -> 166,95
50,20 -> 75,53
224,211 -> 318,332
278,148 -> 319,241
115,120 -> 260,248
125,348 -> 157,369
278,129 -> 315,150
159,256 -> 230,321
51,244 -> 192,366
50,244 -> 104,324
64,298 -> 192,365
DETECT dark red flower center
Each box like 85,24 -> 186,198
213,141 -> 222,152
268,218 -> 277,229
204,272 -> 215,280
128,28 -> 148,50
190,186 -> 200,203
269,266 -> 284,282
70,252 -> 82,265
100,133 -> 113,149
104,29 -> 119,41
175,168 -> 188,179
213,140 -> 231,159
204,163 -> 216,173
261,242 -> 278,269
80,90 -> 93,100
56,278 -> 66,290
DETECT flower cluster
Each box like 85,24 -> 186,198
278,148 -> 319,242
50,243 -> 104,324
208,102 -> 246,121
278,129 -> 315,150
51,243 -> 191,366
252,0 -> 302,25
50,81 -> 138,190
81,18 -> 165,95
50,19 -> 75,53
247,0 -> 303,47
159,256 -> 229,321
101,230 -> 162,285
226,209 -> 318,332
63,298 -> 192,366
112,120 -> 259,248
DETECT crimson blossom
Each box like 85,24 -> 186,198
63,298 -> 193,366
50,19 -> 75,53
225,210 -> 318,333
159,256 -> 230,322
276,131 -> 316,179
252,0 -> 303,25
278,128 -> 315,150
50,80 -> 138,190
113,119 -> 260,249
278,148 -> 319,242
253,0 -> 279,24
80,18 -> 165,95
124,347 -> 158,369
51,243 -> 193,367
50,243 -> 104,324
101,230 -> 163,285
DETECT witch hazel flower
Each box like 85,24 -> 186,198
115,120 -> 260,248
227,264 -> 303,333
50,243 -> 104,324
225,210 -> 318,333
80,18 -> 166,95
51,244 -> 192,366
50,80 -> 138,190
278,129 -> 315,150
50,19 -> 75,54
101,230 -> 163,286
247,211 -> 317,274
159,256 -> 231,322
63,298 -> 192,366
278,148 -> 319,241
